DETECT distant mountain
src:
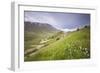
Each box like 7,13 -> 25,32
24,21 -> 59,33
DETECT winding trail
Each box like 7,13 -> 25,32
24,44 -> 45,56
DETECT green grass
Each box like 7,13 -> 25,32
24,31 -> 59,50
24,27 -> 90,61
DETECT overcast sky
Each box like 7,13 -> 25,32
24,11 -> 90,30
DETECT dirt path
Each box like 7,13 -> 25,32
24,44 -> 45,56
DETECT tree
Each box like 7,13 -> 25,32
77,28 -> 79,31
84,25 -> 88,28
56,37 -> 60,40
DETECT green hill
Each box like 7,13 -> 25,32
25,27 -> 90,61
24,22 -> 60,50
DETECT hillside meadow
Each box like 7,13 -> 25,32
24,26 -> 90,61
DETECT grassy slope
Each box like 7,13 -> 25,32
25,27 -> 90,61
24,31 -> 58,50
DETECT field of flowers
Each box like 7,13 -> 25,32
24,27 -> 90,61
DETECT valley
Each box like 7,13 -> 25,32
24,22 -> 90,61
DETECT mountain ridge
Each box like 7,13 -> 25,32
24,21 -> 59,33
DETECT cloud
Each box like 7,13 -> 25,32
25,11 -> 58,27
24,11 -> 90,30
